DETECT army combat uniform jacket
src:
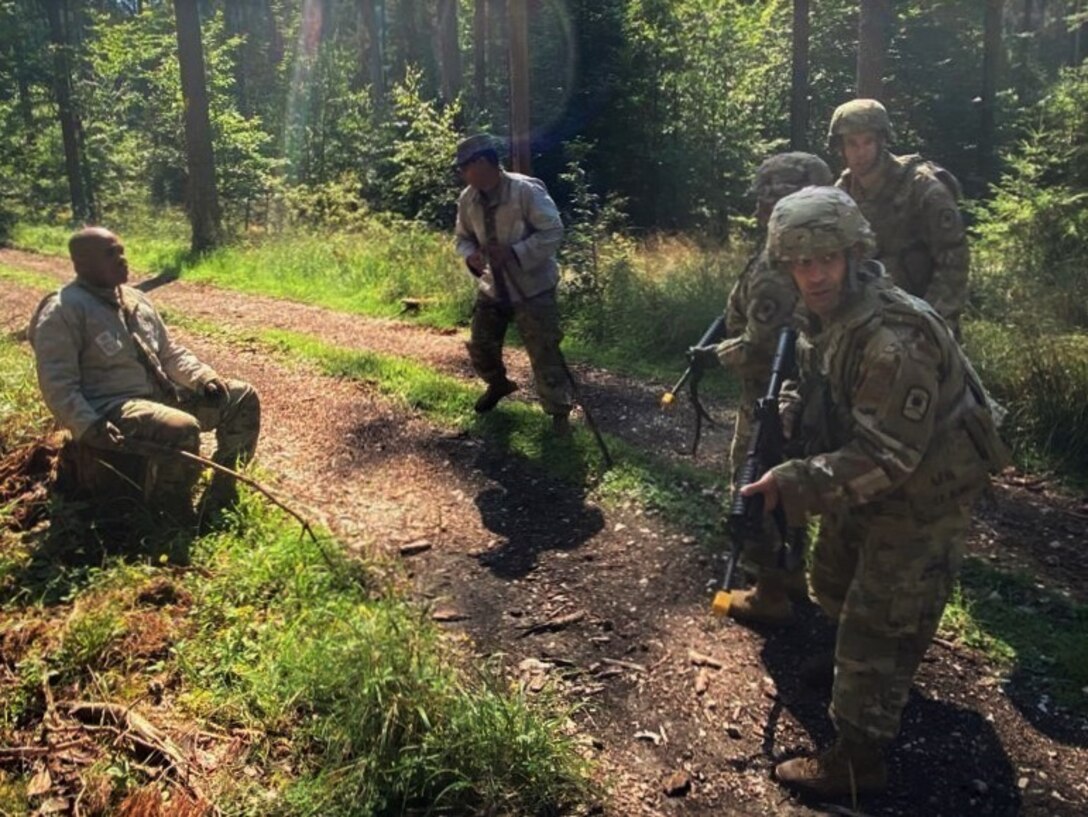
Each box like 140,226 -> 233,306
28,280 -> 218,440
837,152 -> 968,329
771,263 -> 1006,744
455,170 -> 564,304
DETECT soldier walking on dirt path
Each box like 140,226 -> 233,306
453,133 -> 573,436
829,99 -> 969,337
687,152 -> 833,626
741,187 -> 1008,798
28,227 -> 260,520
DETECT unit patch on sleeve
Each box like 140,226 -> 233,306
754,297 -> 779,324
902,386 -> 931,422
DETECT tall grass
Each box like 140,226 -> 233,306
964,321 -> 1088,479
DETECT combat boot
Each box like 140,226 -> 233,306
775,736 -> 888,798
727,575 -> 794,625
474,378 -> 518,413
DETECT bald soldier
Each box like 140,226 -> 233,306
28,227 -> 260,519
741,188 -> 1007,797
829,99 -> 969,335
688,152 -> 833,625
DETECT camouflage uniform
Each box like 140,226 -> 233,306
713,153 -> 831,585
830,99 -> 969,333
454,139 -> 572,417
29,279 -> 260,513
765,187 -> 1007,786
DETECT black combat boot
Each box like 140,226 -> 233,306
474,378 -> 518,413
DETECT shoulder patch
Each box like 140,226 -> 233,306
937,207 -> 960,232
753,296 -> 780,324
902,386 -> 932,422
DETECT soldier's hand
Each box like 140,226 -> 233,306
686,345 -> 720,369
83,417 -> 125,450
487,242 -> 516,269
466,251 -> 486,277
740,470 -> 780,513
204,377 -> 228,404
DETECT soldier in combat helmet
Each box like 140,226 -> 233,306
829,99 -> 969,336
688,152 -> 833,626
741,187 -> 1007,797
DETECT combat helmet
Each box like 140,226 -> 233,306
749,152 -> 834,206
766,186 -> 877,265
827,99 -> 895,149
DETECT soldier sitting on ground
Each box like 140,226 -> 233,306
28,227 -> 260,520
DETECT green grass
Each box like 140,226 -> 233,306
941,558 -> 1088,713
0,334 -> 595,815
0,262 -> 56,293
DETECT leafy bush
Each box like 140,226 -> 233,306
965,321 -> 1088,478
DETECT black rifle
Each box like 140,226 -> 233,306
712,325 -> 800,616
661,315 -> 726,456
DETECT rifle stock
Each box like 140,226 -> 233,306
712,326 -> 797,615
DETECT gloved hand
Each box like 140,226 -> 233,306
686,344 -> 720,369
82,417 -> 125,450
203,377 -> 228,404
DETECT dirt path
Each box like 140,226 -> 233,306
3,249 -> 1087,817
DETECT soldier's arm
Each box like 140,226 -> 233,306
716,271 -> 797,379
454,191 -> 480,261
918,177 -> 968,324
510,180 -> 563,270
29,297 -> 102,440
145,299 -> 217,389
770,325 -> 941,525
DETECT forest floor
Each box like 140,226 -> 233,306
1,246 -> 1087,817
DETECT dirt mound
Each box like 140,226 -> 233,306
0,434 -> 64,530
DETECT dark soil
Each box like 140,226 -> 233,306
2,248 -> 1086,816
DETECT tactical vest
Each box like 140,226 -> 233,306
797,276 -> 1007,516
846,154 -> 962,300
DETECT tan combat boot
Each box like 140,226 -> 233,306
775,736 -> 888,798
727,575 -> 794,625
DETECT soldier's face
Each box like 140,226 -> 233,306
72,231 -> 129,288
788,250 -> 848,318
842,130 -> 882,177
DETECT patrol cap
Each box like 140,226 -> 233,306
455,133 -> 500,168
767,186 -> 877,264
749,152 -> 834,205
827,98 -> 895,147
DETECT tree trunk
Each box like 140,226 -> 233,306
507,0 -> 530,174
980,0 -> 1004,182
473,0 -> 487,107
437,0 -> 460,102
358,0 -> 385,98
42,0 -> 93,222
857,0 -> 893,99
173,0 -> 222,252
790,0 -> 810,150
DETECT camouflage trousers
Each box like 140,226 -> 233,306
730,388 -> 804,584
467,289 -> 572,416
810,501 -> 969,744
103,379 -> 260,512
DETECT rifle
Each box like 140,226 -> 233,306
711,325 -> 800,616
660,315 -> 726,456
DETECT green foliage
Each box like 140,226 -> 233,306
965,321 -> 1088,479
77,5 -> 274,226
972,65 -> 1088,328
387,68 -> 463,227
